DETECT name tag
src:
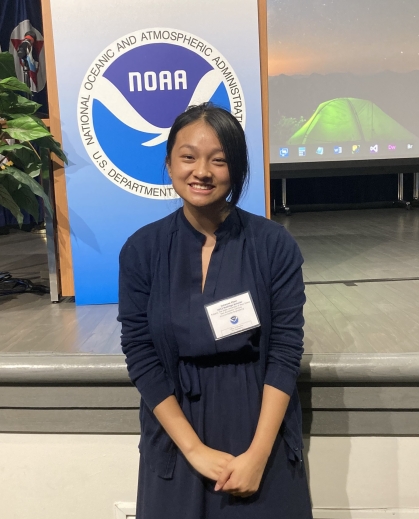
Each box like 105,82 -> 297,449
204,291 -> 260,340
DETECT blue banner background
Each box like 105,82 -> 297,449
49,0 -> 265,305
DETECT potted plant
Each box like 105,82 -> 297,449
0,51 -> 67,226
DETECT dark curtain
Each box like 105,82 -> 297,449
271,172 -> 415,208
0,0 -> 48,113
0,0 -> 46,227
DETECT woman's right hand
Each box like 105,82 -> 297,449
185,443 -> 235,481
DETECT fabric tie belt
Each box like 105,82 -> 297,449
178,349 -> 260,399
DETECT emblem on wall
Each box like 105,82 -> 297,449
77,28 -> 246,199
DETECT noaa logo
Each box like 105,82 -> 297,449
77,28 -> 246,199
230,316 -> 239,325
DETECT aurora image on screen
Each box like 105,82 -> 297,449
268,0 -> 419,164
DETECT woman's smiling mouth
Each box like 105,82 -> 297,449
189,183 -> 215,191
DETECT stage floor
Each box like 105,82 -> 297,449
1,208 -> 419,355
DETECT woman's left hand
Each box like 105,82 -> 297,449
214,448 -> 269,498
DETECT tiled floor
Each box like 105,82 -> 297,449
1,208 -> 419,354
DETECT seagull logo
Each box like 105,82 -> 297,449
93,69 -> 223,147
78,28 -> 245,199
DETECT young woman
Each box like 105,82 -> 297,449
118,103 -> 312,518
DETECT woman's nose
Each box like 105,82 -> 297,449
194,159 -> 210,177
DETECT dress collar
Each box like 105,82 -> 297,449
178,206 -> 240,242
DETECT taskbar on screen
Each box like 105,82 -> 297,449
275,141 -> 419,162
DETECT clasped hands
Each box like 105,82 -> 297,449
186,442 -> 269,498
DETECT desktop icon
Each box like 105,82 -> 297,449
388,144 -> 396,151
352,144 -> 361,154
316,147 -> 324,155
407,144 -> 414,150
279,147 -> 289,158
298,147 -> 306,157
334,146 -> 343,154
370,144 -> 379,153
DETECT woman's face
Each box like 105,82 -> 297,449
167,120 -> 231,210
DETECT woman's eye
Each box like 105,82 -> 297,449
214,158 -> 226,164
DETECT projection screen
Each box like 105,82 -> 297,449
268,0 -> 419,166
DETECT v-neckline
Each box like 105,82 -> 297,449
201,242 -> 216,294
178,207 -> 237,298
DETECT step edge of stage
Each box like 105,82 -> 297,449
0,353 -> 418,384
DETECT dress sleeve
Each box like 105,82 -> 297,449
263,228 -> 306,396
118,238 -> 175,411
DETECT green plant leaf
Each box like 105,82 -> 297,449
9,95 -> 41,116
9,145 -> 41,174
31,115 -> 48,129
0,173 -> 40,222
11,183 -> 41,221
16,95 -> 42,114
0,165 -> 53,216
12,156 -> 40,176
0,52 -> 17,80
0,77 -> 31,94
0,142 -> 31,154
0,90 -> 17,115
0,92 -> 41,116
3,113 -> 23,120
37,135 -> 68,163
40,146 -> 50,181
4,115 -> 51,141
0,182 -> 23,225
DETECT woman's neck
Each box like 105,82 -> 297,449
182,202 -> 230,238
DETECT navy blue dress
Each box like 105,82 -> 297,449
136,208 -> 312,518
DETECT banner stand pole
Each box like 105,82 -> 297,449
398,173 -> 403,200
257,0 -> 271,219
281,178 -> 291,216
43,154 -> 60,302
394,173 -> 411,210
414,173 -> 419,199
40,0 -> 75,297
412,172 -> 419,208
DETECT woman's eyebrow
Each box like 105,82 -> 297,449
178,144 -> 224,153
178,144 -> 196,150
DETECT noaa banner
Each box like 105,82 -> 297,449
49,0 -> 265,305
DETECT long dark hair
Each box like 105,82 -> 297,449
166,103 -> 249,207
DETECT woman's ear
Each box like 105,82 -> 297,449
165,157 -> 171,178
